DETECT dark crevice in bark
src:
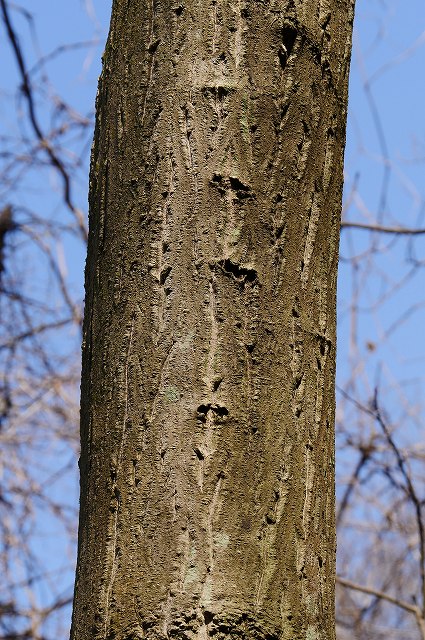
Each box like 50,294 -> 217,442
228,176 -> 252,197
194,447 -> 205,460
274,224 -> 285,241
159,265 -> 172,285
278,23 -> 297,70
147,39 -> 161,54
294,374 -> 303,390
321,12 -> 332,45
212,377 -> 223,391
212,259 -> 258,287
210,174 -> 253,200
197,403 -> 229,421
203,610 -> 215,625
202,86 -> 234,101
211,173 -> 226,193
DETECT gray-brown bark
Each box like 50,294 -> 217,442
71,0 -> 355,638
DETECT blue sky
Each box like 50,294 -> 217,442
340,0 -> 425,401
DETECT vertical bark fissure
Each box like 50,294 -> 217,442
102,311 -> 135,637
140,0 -> 156,128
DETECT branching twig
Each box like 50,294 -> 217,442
0,0 -> 88,241
337,576 -> 425,639
372,389 -> 425,619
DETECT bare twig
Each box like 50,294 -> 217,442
372,390 -> 425,619
341,221 -> 425,235
337,576 -> 425,639
0,0 -> 88,241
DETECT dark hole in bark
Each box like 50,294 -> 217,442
213,405 -> 229,417
278,47 -> 287,69
197,403 -> 229,420
278,24 -> 297,70
142,620 -> 155,631
229,176 -> 250,192
174,5 -> 184,15
210,172 -> 226,193
321,12 -> 331,31
275,224 -> 285,240
204,611 -> 215,625
217,258 -> 257,284
212,377 -> 223,391
281,102 -> 289,119
281,24 -> 297,55
217,85 -> 230,100
194,447 -> 204,461
147,39 -> 160,54
197,404 -> 209,421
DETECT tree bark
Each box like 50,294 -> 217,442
71,0 -> 355,638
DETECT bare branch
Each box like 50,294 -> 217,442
341,221 -> 425,235
0,0 -> 87,241
337,576 -> 425,640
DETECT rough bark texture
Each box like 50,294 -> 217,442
71,1 -> 354,638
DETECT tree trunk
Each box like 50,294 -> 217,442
71,0 -> 354,638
